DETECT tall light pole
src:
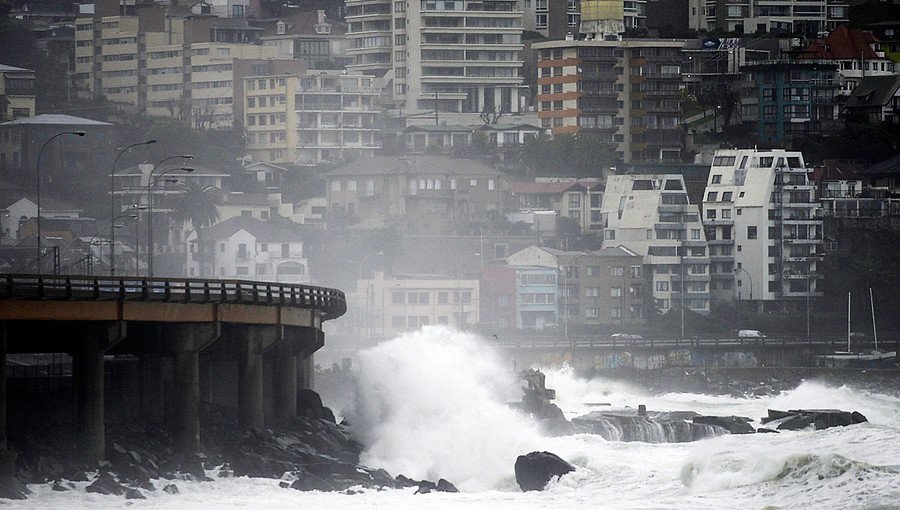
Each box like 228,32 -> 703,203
36,130 -> 85,273
358,251 -> 384,341
147,165 -> 193,277
734,266 -> 753,310
110,139 -> 156,276
457,252 -> 480,328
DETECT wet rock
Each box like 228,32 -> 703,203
764,409 -> 867,431
756,428 -> 779,433
85,474 -> 127,496
162,483 -> 179,494
573,410 -> 725,443
693,416 -> 756,434
414,481 -> 436,494
51,482 -> 68,492
290,472 -> 336,492
297,389 -> 336,423
0,476 -> 30,500
436,478 -> 459,493
514,451 -> 575,492
125,488 -> 146,500
394,474 -> 419,488
279,481 -> 290,488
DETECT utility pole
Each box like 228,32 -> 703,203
434,91 -> 439,125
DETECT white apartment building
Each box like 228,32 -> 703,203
346,0 -> 525,118
702,149 -> 822,311
697,0 -> 848,35
600,174 -> 711,315
185,216 -> 310,283
351,272 -> 480,339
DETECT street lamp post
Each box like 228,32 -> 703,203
36,130 -> 85,273
358,251 -> 384,340
457,252 -> 480,328
147,163 -> 193,277
110,140 -> 156,276
734,265 -> 753,307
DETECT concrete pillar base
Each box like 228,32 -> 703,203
75,331 -> 105,462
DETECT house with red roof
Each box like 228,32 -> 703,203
796,26 -> 895,95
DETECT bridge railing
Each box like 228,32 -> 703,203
491,335 -> 900,350
0,274 -> 347,320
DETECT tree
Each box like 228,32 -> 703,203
171,182 -> 220,230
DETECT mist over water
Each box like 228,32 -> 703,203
7,326 -> 900,509
348,326 -> 544,490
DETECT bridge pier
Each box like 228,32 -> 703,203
167,324 -> 218,453
139,353 -> 164,424
273,333 -> 297,423
0,322 -> 14,478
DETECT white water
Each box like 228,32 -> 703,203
7,326 -> 900,509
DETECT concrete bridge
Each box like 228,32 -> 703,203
0,274 -> 346,464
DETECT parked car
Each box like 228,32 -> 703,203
738,329 -> 766,338
611,333 -> 643,341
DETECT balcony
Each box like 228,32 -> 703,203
783,236 -> 822,244
703,218 -> 734,226
707,238 -> 734,245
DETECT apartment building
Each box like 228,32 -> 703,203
533,39 -> 685,164
507,244 -> 645,329
346,0 -> 526,118
740,60 -> 841,145
0,65 -> 36,120
352,272 -> 480,338
75,1 -> 276,129
242,71 -> 381,166
600,174 -> 711,315
701,149 -> 822,310
796,27 -> 895,96
258,10 -> 351,69
325,155 -> 508,234
507,178 -> 604,233
697,0 -> 848,35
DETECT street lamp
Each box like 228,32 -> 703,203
111,139 -> 157,276
147,166 -> 193,277
358,251 -> 384,341
734,265 -> 753,307
457,252 -> 480,328
108,206 -> 145,275
36,130 -> 85,273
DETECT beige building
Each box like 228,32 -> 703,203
0,64 -> 36,120
533,38 -> 685,164
243,71 -> 381,166
352,272 -> 480,340
74,1 -> 276,129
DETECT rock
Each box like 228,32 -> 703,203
514,451 -> 575,492
290,472 -> 336,492
756,428 -> 779,433
52,482 -> 68,491
436,478 -> 459,493
414,481 -> 436,494
279,481 -> 290,488
0,476 -> 30,500
693,416 -> 756,434
86,475 -> 127,496
394,474 -> 419,488
297,389 -> 336,423
764,409 -> 867,431
162,483 -> 180,495
125,488 -> 146,500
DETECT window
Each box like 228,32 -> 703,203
707,191 -> 718,202
722,209 -> 731,219
611,286 -> 622,297
711,174 -> 722,184
747,226 -> 757,239
392,316 -> 405,327
488,179 -> 495,191
469,179 -> 478,187
707,209 -> 717,220
691,229 -> 700,240
392,292 -> 405,304
609,266 -> 624,277
331,180 -> 341,191
630,266 -> 641,278
722,192 -> 733,202
656,281 -> 669,291
438,292 -> 448,304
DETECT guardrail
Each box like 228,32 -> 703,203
0,274 -> 347,321
491,335 -> 900,350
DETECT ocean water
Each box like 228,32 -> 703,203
7,326 -> 900,509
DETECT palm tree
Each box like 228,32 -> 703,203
171,182 -> 220,276
172,181 -> 220,229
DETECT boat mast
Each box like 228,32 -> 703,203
847,291 -> 851,352
870,287 -> 878,352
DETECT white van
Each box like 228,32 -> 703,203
738,329 -> 765,338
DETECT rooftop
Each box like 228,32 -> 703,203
0,114 -> 111,126
199,216 -> 303,243
844,75 -> 900,109
797,26 -> 883,61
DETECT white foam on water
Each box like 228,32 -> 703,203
8,327 -> 900,509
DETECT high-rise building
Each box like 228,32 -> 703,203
696,0 -> 848,36
702,149 -> 822,311
600,174 -> 711,315
533,39 -> 685,163
74,1 -> 276,129
242,71 -> 381,166
346,0 -> 525,118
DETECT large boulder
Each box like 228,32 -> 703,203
693,416 -> 756,434
296,390 -> 337,423
514,451 -> 574,491
763,409 -> 868,431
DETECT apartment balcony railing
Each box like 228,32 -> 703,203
821,198 -> 900,218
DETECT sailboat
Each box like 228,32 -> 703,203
817,290 -> 897,368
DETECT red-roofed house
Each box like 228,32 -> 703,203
796,26 -> 895,95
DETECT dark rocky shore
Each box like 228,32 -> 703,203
3,390 -> 456,500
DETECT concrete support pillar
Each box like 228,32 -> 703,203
74,333 -> 105,462
171,326 -> 200,453
237,326 -> 264,431
273,338 -> 297,422
139,354 -> 164,424
0,322 -> 7,453
299,354 -> 314,390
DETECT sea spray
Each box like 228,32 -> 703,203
348,326 -> 545,491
